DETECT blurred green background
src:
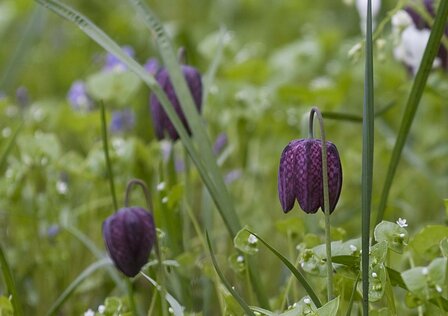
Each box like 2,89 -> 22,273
0,0 -> 447,314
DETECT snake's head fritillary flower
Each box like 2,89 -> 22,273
278,139 -> 342,214
150,65 -> 202,141
103,207 -> 156,277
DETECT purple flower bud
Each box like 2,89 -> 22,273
150,65 -> 203,141
103,207 -> 156,277
103,46 -> 135,72
67,80 -> 94,111
278,139 -> 342,214
110,109 -> 135,133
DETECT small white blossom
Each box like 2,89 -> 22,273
56,181 -> 68,195
292,302 -> 297,308
399,233 -> 406,238
247,234 -> 258,244
396,218 -> 408,228
162,197 -> 168,204
304,297 -> 311,305
98,305 -> 105,313
391,10 -> 412,29
436,285 -> 443,293
168,307 -> 174,314
236,255 -> 244,263
157,182 -> 166,191
350,244 -> 357,252
371,272 -> 378,278
422,267 -> 429,276
84,309 -> 95,316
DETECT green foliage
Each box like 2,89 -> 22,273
0,0 -> 447,314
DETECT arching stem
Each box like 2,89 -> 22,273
125,179 -> 168,316
309,106 -> 334,301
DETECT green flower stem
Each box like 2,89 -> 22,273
124,179 -> 168,316
309,106 -> 334,301
100,102 -> 118,212
100,102 -> 138,315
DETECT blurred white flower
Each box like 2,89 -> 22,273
391,10 -> 412,30
84,309 -> 95,316
356,0 -> 381,34
247,234 -> 258,244
396,218 -> 408,228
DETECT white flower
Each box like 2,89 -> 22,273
236,255 -> 244,263
396,218 -> 408,228
349,244 -> 357,252
391,10 -> 412,29
371,272 -> 378,278
157,182 -> 166,191
399,233 -> 406,238
436,285 -> 443,293
303,297 -> 311,305
98,305 -> 105,313
247,234 -> 258,244
422,267 -> 429,276
162,197 -> 168,204
84,309 -> 95,316
356,0 -> 382,34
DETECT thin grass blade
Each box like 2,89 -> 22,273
45,258 -> 112,316
0,243 -> 23,316
246,231 -> 322,308
361,0 -> 375,314
0,123 -> 23,172
206,232 -> 256,316
375,0 -> 448,226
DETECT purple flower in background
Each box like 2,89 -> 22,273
225,169 -> 242,184
150,65 -> 203,141
16,86 -> 30,108
213,132 -> 228,155
278,139 -> 342,214
103,45 -> 135,72
47,224 -> 60,239
103,207 -> 156,277
67,80 -> 94,111
110,109 -> 136,133
144,58 -> 160,76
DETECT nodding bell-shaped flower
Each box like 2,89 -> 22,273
150,65 -> 203,141
278,139 -> 342,214
103,207 -> 156,277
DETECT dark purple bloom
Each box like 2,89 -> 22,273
110,109 -> 135,133
150,65 -> 203,141
405,0 -> 448,69
103,207 -> 156,277
67,80 -> 94,111
278,139 -> 342,214
103,46 -> 135,72
144,58 -> 160,76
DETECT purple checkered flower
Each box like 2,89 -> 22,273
103,207 -> 156,277
278,139 -> 342,214
67,80 -> 94,111
110,109 -> 135,133
150,65 -> 203,141
103,46 -> 135,73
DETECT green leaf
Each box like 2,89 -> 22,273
410,225 -> 448,259
228,253 -> 246,274
86,71 -> 141,105
234,226 -> 259,255
0,243 -> 22,316
360,241 -> 388,302
316,296 -> 339,316
0,296 -> 13,316
401,257 -> 447,301
374,221 -> 409,254
440,238 -> 448,258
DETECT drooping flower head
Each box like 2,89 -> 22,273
150,65 -> 203,141
278,139 -> 342,214
103,207 -> 156,277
